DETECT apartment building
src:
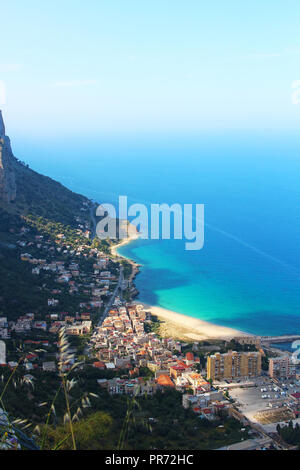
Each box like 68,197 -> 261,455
269,356 -> 295,379
207,350 -> 262,381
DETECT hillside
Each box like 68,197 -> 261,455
0,111 -> 94,320
0,110 -> 91,228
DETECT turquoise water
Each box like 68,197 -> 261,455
17,133 -> 300,336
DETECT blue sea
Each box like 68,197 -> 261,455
16,132 -> 300,336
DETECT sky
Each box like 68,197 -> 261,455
1,0 -> 300,138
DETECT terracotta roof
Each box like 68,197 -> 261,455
157,375 -> 174,387
186,352 -> 194,361
93,361 -> 105,368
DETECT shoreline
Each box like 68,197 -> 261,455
111,234 -> 249,342
142,303 -> 248,342
110,232 -> 141,284
110,232 -> 140,258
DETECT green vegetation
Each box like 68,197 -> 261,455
221,339 -> 257,353
0,247 -> 50,321
144,315 -> 162,338
261,355 -> 269,371
277,421 -> 300,447
7,159 -> 89,227
121,260 -> 133,279
0,357 -> 247,451
0,150 -> 251,451
43,411 -> 114,450
42,389 -> 247,450
24,215 -> 88,248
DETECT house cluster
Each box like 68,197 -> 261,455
0,313 -> 47,337
0,311 -> 93,338
48,312 -> 92,335
0,334 -> 56,373
0,317 -> 9,339
90,304 -> 221,407
12,218 -> 124,329
3,212 -> 259,422
20,244 -> 114,309
182,389 -> 231,420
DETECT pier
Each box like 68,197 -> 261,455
261,335 -> 300,344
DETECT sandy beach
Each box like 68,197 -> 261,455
142,304 -> 248,342
111,233 -> 248,342
110,232 -> 140,258
110,230 -> 141,283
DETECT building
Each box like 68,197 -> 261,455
156,375 -> 175,388
207,351 -> 262,381
169,363 -> 191,379
185,352 -> 194,366
234,335 -> 262,349
42,361 -> 56,372
0,340 -> 6,364
269,356 -> 295,379
182,390 -> 224,410
218,437 -> 273,451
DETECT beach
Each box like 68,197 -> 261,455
110,230 -> 141,283
142,304 -> 248,342
113,235 -> 249,341
110,232 -> 140,257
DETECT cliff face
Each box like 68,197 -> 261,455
0,109 -> 90,226
0,111 -> 17,203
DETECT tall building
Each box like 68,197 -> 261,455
269,356 -> 295,379
207,351 -> 262,381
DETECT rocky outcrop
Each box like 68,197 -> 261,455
0,109 -> 5,136
0,111 -> 17,203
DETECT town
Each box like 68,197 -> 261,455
1,200 -> 300,450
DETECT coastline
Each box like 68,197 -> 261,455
112,235 -> 249,342
142,304 -> 248,342
110,232 -> 140,258
110,231 -> 141,284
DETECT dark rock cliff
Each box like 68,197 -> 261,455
0,111 -> 17,203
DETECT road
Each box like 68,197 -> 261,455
97,265 -> 124,326
88,201 -> 125,325
84,265 -> 124,357
84,203 -> 123,357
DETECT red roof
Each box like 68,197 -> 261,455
186,352 -> 194,361
26,353 -> 37,360
172,362 -> 189,371
177,360 -> 187,367
93,361 -> 105,368
157,375 -> 174,387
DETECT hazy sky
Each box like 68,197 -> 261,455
1,0 -> 300,137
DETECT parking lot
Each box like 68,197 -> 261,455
228,377 -> 300,424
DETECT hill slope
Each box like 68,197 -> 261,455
0,110 -> 91,232
0,111 -> 94,320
